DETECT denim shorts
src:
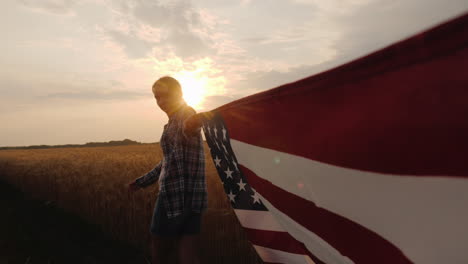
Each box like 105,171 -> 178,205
150,195 -> 202,237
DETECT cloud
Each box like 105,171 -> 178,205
221,0 -> 468,102
199,61 -> 337,110
18,0 -> 78,15
43,89 -> 147,101
0,74 -> 146,114
240,37 -> 269,44
330,0 -> 468,62
228,62 -> 334,94
240,0 -> 252,7
43,79 -> 148,103
132,0 -> 200,29
166,28 -> 212,58
201,95 -> 240,110
101,0 -> 218,59
107,30 -> 154,58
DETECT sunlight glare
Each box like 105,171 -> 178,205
176,72 -> 207,108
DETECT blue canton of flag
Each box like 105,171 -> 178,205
202,112 -> 266,211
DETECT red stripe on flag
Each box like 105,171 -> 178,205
244,227 -> 325,264
218,13 -> 468,177
240,164 -> 412,264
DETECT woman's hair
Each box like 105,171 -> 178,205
153,76 -> 182,97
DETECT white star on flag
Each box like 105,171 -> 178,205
222,127 -> 227,141
214,156 -> 221,167
227,190 -> 236,203
251,190 -> 261,204
237,178 -> 247,191
225,167 -> 234,179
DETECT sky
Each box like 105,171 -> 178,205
1,0 -> 467,147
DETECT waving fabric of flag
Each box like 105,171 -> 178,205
201,12 -> 468,264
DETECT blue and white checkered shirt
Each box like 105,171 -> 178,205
135,103 -> 207,218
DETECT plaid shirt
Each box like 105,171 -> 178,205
135,103 -> 207,218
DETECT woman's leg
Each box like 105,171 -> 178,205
151,235 -> 174,264
151,235 -> 160,264
178,234 -> 200,264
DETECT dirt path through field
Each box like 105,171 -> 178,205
0,181 -> 148,264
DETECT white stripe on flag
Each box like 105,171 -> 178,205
231,139 -> 468,264
253,245 -> 316,264
234,209 -> 285,232
253,189 -> 354,264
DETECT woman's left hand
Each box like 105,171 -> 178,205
183,112 -> 214,137
183,113 -> 203,137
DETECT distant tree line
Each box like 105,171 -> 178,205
0,139 -> 150,150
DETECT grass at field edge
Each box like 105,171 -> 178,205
0,180 -> 149,264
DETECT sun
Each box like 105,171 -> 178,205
175,73 -> 207,108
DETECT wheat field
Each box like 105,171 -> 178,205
0,143 -> 262,263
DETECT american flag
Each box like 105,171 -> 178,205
203,113 -> 320,264
202,13 -> 468,264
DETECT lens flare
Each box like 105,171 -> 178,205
175,72 -> 207,108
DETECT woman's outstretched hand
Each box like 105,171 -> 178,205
183,112 -> 214,137
127,181 -> 141,200
127,181 -> 141,193
183,113 -> 203,137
